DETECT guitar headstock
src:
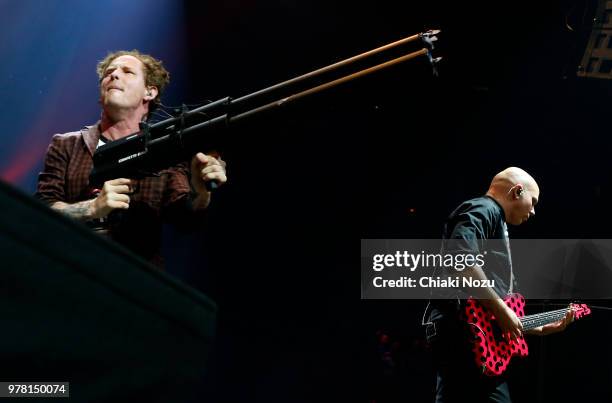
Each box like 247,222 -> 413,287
569,303 -> 591,319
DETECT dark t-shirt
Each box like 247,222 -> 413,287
427,195 -> 517,323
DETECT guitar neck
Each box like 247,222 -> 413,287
520,308 -> 567,331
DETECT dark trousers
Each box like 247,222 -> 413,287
427,321 -> 512,403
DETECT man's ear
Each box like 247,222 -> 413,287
144,86 -> 159,101
508,184 -> 524,199
515,184 -> 524,199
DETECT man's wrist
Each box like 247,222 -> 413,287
190,188 -> 211,210
87,199 -> 98,219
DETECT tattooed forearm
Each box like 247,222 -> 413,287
51,200 -> 95,221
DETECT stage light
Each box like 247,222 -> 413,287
577,0 -> 612,78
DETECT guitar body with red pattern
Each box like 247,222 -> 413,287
463,293 -> 590,376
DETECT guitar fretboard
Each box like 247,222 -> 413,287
520,308 -> 568,331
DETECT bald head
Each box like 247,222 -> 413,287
488,167 -> 539,195
486,167 -> 540,225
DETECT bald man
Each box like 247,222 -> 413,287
424,167 -> 573,403
487,167 -> 539,226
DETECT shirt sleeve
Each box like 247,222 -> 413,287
162,162 -> 192,207
35,134 -> 68,205
161,162 -> 207,227
443,207 -> 491,257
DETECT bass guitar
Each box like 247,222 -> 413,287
464,294 -> 590,376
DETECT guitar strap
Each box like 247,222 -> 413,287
503,222 -> 515,295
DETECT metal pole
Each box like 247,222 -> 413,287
230,32 -> 434,107
228,48 -> 430,123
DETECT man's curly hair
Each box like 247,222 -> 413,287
97,50 -> 170,112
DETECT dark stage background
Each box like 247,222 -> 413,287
2,0 -> 612,402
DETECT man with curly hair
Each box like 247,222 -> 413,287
36,50 -> 227,268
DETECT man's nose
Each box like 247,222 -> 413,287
530,207 -> 535,217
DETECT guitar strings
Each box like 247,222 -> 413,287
520,307 -> 586,328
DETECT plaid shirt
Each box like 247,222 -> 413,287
36,122 -> 201,267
